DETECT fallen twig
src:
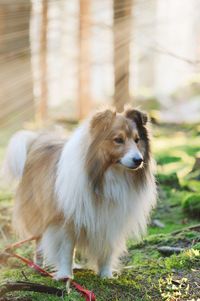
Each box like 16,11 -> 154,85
21,271 -> 29,281
0,297 -> 32,301
0,281 -> 65,298
151,219 -> 165,228
157,246 -> 185,256
171,224 -> 200,235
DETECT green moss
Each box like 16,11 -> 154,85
182,194 -> 200,217
176,145 -> 200,157
165,249 -> 200,270
156,155 -> 181,165
193,242 -> 200,250
157,172 -> 180,189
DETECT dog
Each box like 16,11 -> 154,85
3,107 -> 157,279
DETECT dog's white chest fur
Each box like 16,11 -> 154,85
55,125 -> 156,259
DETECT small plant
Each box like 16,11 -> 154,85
159,274 -> 189,301
165,249 -> 200,270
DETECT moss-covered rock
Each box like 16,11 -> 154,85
182,194 -> 200,218
193,242 -> 200,250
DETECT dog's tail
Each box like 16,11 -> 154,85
2,130 -> 38,181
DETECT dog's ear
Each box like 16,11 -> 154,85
90,109 -> 116,135
125,108 -> 148,126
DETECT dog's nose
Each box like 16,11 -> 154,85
133,157 -> 143,166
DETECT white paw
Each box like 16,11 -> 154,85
53,270 -> 74,280
99,267 -> 113,279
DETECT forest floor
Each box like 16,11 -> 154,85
0,123 -> 200,301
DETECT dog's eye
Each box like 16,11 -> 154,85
135,137 -> 140,143
114,137 -> 124,144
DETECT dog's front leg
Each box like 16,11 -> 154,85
41,225 -> 75,280
54,237 -> 75,280
98,251 -> 114,278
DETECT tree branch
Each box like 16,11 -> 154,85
0,281 -> 65,298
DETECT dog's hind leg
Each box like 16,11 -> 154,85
40,225 -> 75,279
34,237 -> 44,267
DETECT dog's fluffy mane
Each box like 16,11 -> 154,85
3,108 -> 157,268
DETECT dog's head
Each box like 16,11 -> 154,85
86,107 -> 150,192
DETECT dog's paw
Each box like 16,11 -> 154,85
53,270 -> 74,280
99,267 -> 113,279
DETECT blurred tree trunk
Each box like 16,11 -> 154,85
78,0 -> 91,119
37,0 -> 48,123
0,0 -> 34,127
137,0 -> 157,92
113,0 -> 133,112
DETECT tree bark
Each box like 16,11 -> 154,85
0,0 -> 34,127
78,0 -> 91,119
113,0 -> 133,112
37,0 -> 48,122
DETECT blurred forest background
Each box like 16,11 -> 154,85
1,0 -> 200,128
0,1 -> 200,301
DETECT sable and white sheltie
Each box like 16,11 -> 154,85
3,107 -> 157,279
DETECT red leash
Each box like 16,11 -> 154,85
4,237 -> 96,301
